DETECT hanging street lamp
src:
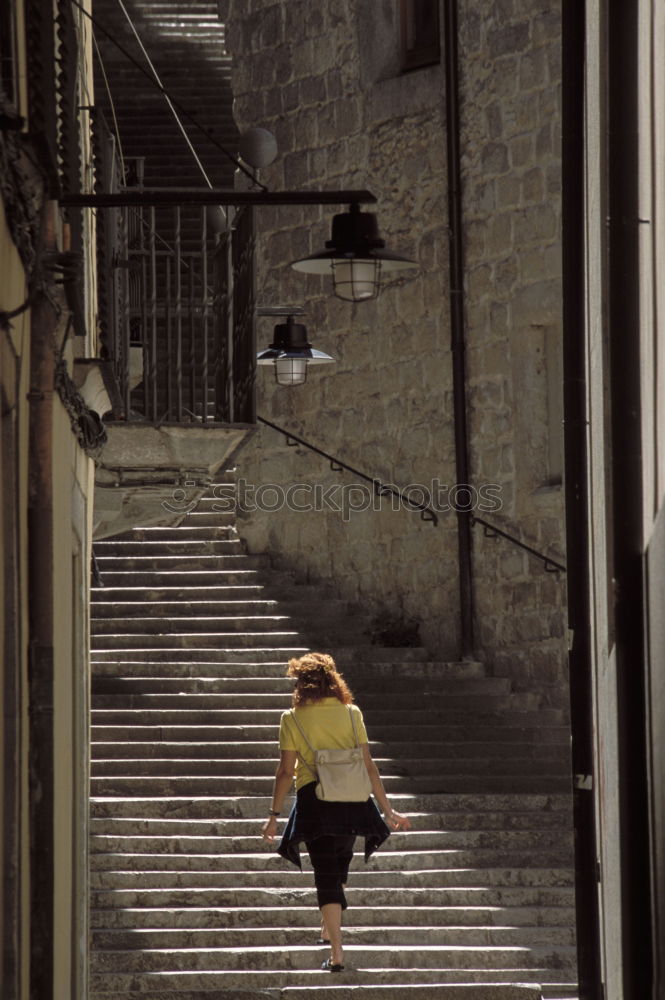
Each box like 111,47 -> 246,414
256,313 -> 335,387
290,203 -> 418,302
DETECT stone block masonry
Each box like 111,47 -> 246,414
219,0 -> 568,707
459,0 -> 567,705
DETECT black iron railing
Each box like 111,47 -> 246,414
257,415 -> 440,525
106,200 -> 254,425
470,515 -> 567,573
90,117 -> 256,426
258,416 -> 567,573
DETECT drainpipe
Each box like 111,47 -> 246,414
27,203 -> 58,999
607,0 -> 653,993
561,2 -> 603,997
443,0 -> 474,660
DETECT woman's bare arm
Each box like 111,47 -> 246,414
262,749 -> 297,842
361,743 -> 411,830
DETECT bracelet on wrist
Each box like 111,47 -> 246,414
268,810 -> 280,816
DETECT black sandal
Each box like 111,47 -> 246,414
316,936 -> 331,945
321,957 -> 344,972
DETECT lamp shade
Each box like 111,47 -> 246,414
290,204 -> 418,301
274,357 -> 308,386
256,316 -> 335,386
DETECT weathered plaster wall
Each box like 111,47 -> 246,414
52,390 -> 93,1000
0,194 -> 32,1000
1,2 -> 96,993
221,0 -> 568,702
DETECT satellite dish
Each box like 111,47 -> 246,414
238,127 -> 278,169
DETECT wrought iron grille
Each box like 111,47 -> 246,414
100,193 -> 255,425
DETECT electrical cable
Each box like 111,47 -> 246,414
68,0 -> 266,191
92,30 -> 125,182
91,38 -> 205,279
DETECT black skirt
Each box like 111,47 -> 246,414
277,781 -> 391,869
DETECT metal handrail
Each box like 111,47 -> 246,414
471,515 -> 567,573
257,416 -> 439,525
258,415 -> 568,572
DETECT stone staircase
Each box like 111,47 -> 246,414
89,486 -> 579,999
92,0 -> 237,190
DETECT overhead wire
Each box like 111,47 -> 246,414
115,0 -> 216,194
90,37 -> 201,268
88,0 -> 224,282
68,0 -> 266,191
91,31 -> 125,182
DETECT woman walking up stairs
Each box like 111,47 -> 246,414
89,495 -> 578,997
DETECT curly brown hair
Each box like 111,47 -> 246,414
287,652 -> 354,707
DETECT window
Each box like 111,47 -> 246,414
400,0 -> 440,72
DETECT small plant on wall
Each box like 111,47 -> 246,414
366,610 -> 421,647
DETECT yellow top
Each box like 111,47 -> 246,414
279,697 -> 369,791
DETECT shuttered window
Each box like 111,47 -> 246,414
400,0 -> 441,72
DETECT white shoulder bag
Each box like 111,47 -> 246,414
289,705 -> 372,802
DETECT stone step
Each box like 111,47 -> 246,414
89,659 -> 487,679
90,714 -> 568,741
88,902 -> 573,932
90,677 -> 512,701
91,763 -> 571,801
92,726 -> 563,762
89,740 -> 567,765
179,511 -> 246,526
90,586 -> 267,603
89,751 -> 569,777
89,858 -> 574,889
89,694 -> 542,720
88,828 -> 572,857
94,539 -> 244,555
93,569 -> 266,587
93,553 -> 268,570
85,967 -> 577,1000
88,809 -> 572,838
92,725 -> 563,760
90,603 -> 374,631
91,616 -> 299,636
87,772 -> 572,797
111,524 -> 236,540
90,883 -> 575,911
89,659 -> 488,681
88,942 -> 578,974
89,792 -> 572,820
88,976 -> 571,999
88,974 -> 573,998
91,600 -> 282,618
87,989 -> 567,1000
90,924 -> 576,950
188,501 -> 240,517
89,646 -> 432,663
90,631 -> 305,650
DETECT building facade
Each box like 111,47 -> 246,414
220,0 -> 569,702
0,1 -> 663,998
1,1 -> 98,996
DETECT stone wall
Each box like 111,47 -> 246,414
220,0 -> 460,658
458,0 -> 568,702
220,0 -> 568,703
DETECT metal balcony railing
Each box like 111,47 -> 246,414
91,117 -> 256,427
108,201 -> 255,425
